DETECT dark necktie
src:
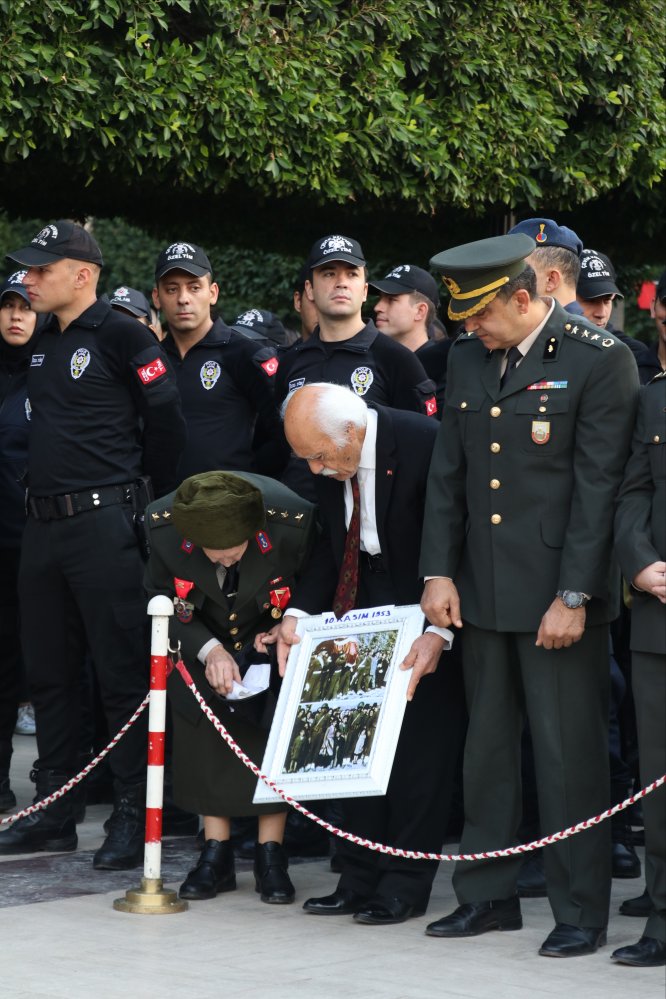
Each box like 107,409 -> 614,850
500,345 -> 522,388
332,474 -> 360,619
221,564 -> 238,600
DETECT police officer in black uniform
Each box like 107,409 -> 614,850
0,220 -> 186,869
152,242 -> 283,480
275,236 -> 438,496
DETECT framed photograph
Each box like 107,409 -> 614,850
253,604 -> 425,803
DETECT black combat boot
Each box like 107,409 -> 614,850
92,779 -> 145,870
0,768 -> 77,853
254,841 -> 295,904
179,839 -> 236,900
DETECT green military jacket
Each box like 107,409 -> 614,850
614,371 -> 666,654
420,301 -> 639,632
144,473 -> 316,724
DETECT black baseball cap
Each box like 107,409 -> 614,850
155,242 -> 213,282
231,308 -> 287,345
109,285 -> 153,319
656,270 -> 666,304
307,234 -> 366,270
369,264 -> 440,307
577,250 -> 623,299
0,269 -> 31,306
7,220 -> 104,267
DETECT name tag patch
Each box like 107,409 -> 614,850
31,354 -> 44,367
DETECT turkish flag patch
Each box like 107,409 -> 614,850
425,396 -> 437,417
260,357 -> 278,377
136,357 -> 167,384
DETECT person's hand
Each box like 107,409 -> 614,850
633,561 -> 666,603
204,644 -> 242,695
276,616 -> 301,676
535,599 -> 585,650
421,578 -> 463,630
253,625 -> 280,653
400,632 -> 445,701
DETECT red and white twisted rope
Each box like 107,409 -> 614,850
0,693 -> 150,826
174,657 -> 665,863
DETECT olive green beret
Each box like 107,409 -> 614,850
430,233 -> 535,321
172,472 -> 265,549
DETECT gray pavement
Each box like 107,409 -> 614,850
2,734 -> 664,999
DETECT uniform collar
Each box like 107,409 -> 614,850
43,297 -> 111,334
299,319 -> 379,354
163,316 -> 234,355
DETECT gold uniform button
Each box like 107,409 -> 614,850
229,612 -> 238,622
539,406 -> 547,413
229,627 -> 239,636
654,435 -> 661,443
490,479 -> 501,489
490,406 -> 501,417
460,401 -> 468,410
233,641 -> 243,651
491,514 -> 502,525
490,442 -> 501,453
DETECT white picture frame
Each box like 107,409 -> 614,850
253,603 -> 425,803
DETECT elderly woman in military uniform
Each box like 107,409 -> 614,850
144,470 -> 315,904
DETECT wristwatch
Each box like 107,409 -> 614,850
556,590 -> 590,609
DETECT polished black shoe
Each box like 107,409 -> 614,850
354,896 -> 426,925
179,839 -> 236,900
254,841 -> 294,904
517,853 -> 547,898
93,780 -> 145,870
303,887 -> 368,915
426,897 -> 522,937
539,923 -> 606,958
611,841 -> 641,879
611,936 -> 666,967
0,769 -> 77,854
619,888 -> 652,917
0,777 -> 17,813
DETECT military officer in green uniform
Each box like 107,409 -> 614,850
144,471 -> 315,905
419,234 -> 639,957
612,371 -> 666,968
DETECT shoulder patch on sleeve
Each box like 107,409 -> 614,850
562,321 -> 616,349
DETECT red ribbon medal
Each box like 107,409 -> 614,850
269,586 -> 291,619
174,578 -> 195,623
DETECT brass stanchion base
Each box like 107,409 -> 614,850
113,877 -> 188,914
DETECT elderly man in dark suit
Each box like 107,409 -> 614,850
420,234 -> 639,958
144,471 -> 315,905
612,370 -> 666,968
275,382 -> 465,926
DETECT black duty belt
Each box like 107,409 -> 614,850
28,483 -> 137,521
360,551 -> 386,574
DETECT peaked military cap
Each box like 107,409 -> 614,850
430,233 -> 535,320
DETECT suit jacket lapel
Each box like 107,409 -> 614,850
373,406 -> 396,559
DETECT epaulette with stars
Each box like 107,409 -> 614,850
148,506 -> 174,527
265,506 -> 308,527
562,320 -> 617,350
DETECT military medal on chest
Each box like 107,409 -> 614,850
173,577 -> 195,623
268,577 -> 291,619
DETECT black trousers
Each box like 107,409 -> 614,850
335,565 -> 466,906
18,506 -> 149,783
0,547 -> 24,772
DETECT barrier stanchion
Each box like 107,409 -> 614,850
114,595 -> 187,915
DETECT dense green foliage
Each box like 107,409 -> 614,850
1,0 -> 664,215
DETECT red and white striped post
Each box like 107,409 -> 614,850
114,595 -> 188,914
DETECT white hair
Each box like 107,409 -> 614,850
281,382 -> 368,447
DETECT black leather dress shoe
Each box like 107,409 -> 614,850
353,896 -> 427,925
612,841 -> 642,879
619,888 -> 652,917
425,897 -> 522,937
611,936 -> 666,967
539,923 -> 606,957
517,853 -> 547,898
179,840 -> 236,900
303,888 -> 368,915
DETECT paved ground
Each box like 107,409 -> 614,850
1,734 -> 664,999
